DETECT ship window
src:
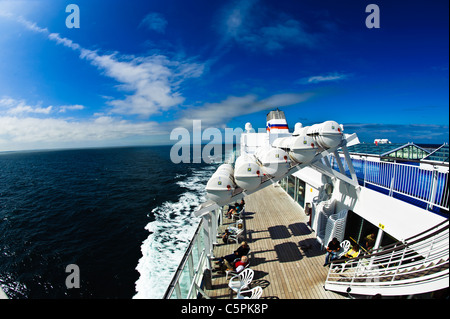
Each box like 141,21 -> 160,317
280,176 -> 288,191
287,175 -> 296,200
296,179 -> 306,208
381,232 -> 398,247
344,211 -> 379,250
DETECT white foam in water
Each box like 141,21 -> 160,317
133,166 -> 216,299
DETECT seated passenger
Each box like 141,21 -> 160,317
234,256 -> 249,273
343,244 -> 360,259
215,241 -> 250,269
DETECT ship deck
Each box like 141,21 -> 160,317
205,184 -> 346,299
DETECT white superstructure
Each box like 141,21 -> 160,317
165,109 -> 449,299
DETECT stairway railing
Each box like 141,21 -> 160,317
325,220 -> 449,296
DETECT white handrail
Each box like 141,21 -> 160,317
325,220 -> 449,296
329,155 -> 449,212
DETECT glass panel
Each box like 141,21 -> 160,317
287,175 -> 296,199
279,176 -> 287,191
296,179 -> 305,208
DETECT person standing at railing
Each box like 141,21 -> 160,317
323,238 -> 340,266
364,233 -> 376,251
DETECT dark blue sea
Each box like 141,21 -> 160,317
0,146 -> 218,299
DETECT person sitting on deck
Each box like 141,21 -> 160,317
219,223 -> 243,244
226,199 -> 245,219
221,229 -> 231,244
227,206 -> 238,219
343,244 -> 360,259
233,255 -> 249,273
215,241 -> 250,269
323,237 -> 340,266
217,255 -> 248,273
333,244 -> 360,272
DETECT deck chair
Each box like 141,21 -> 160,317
228,268 -> 254,294
233,219 -> 243,228
227,228 -> 244,244
235,286 -> 263,299
232,207 -> 244,221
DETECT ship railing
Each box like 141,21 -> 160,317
325,219 -> 449,296
163,219 -> 208,299
163,206 -> 223,299
329,155 -> 449,213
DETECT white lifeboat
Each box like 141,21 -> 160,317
254,146 -> 290,178
234,154 -> 262,191
206,164 -> 235,205
307,120 -> 343,149
273,134 -> 318,164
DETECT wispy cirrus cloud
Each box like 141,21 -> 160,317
302,72 -> 350,84
139,12 -> 168,33
58,104 -> 85,113
173,92 -> 314,128
219,0 -> 318,53
0,97 -> 84,115
12,14 -> 204,118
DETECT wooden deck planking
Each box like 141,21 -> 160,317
206,185 -> 345,299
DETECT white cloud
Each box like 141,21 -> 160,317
0,97 -> 52,115
0,115 -> 164,150
13,15 -> 204,118
303,73 -> 350,84
0,95 -> 167,151
58,104 -> 85,113
0,97 -> 86,115
139,12 -> 168,33
220,0 -> 318,53
173,92 -> 314,128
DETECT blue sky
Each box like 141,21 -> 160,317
0,0 -> 448,151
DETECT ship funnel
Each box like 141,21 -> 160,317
266,109 -> 289,133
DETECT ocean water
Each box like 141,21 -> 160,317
0,145 -> 217,299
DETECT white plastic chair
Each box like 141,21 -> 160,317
234,219 -> 243,228
228,268 -> 254,293
228,228 -> 244,244
235,286 -> 263,299
337,240 -> 351,258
